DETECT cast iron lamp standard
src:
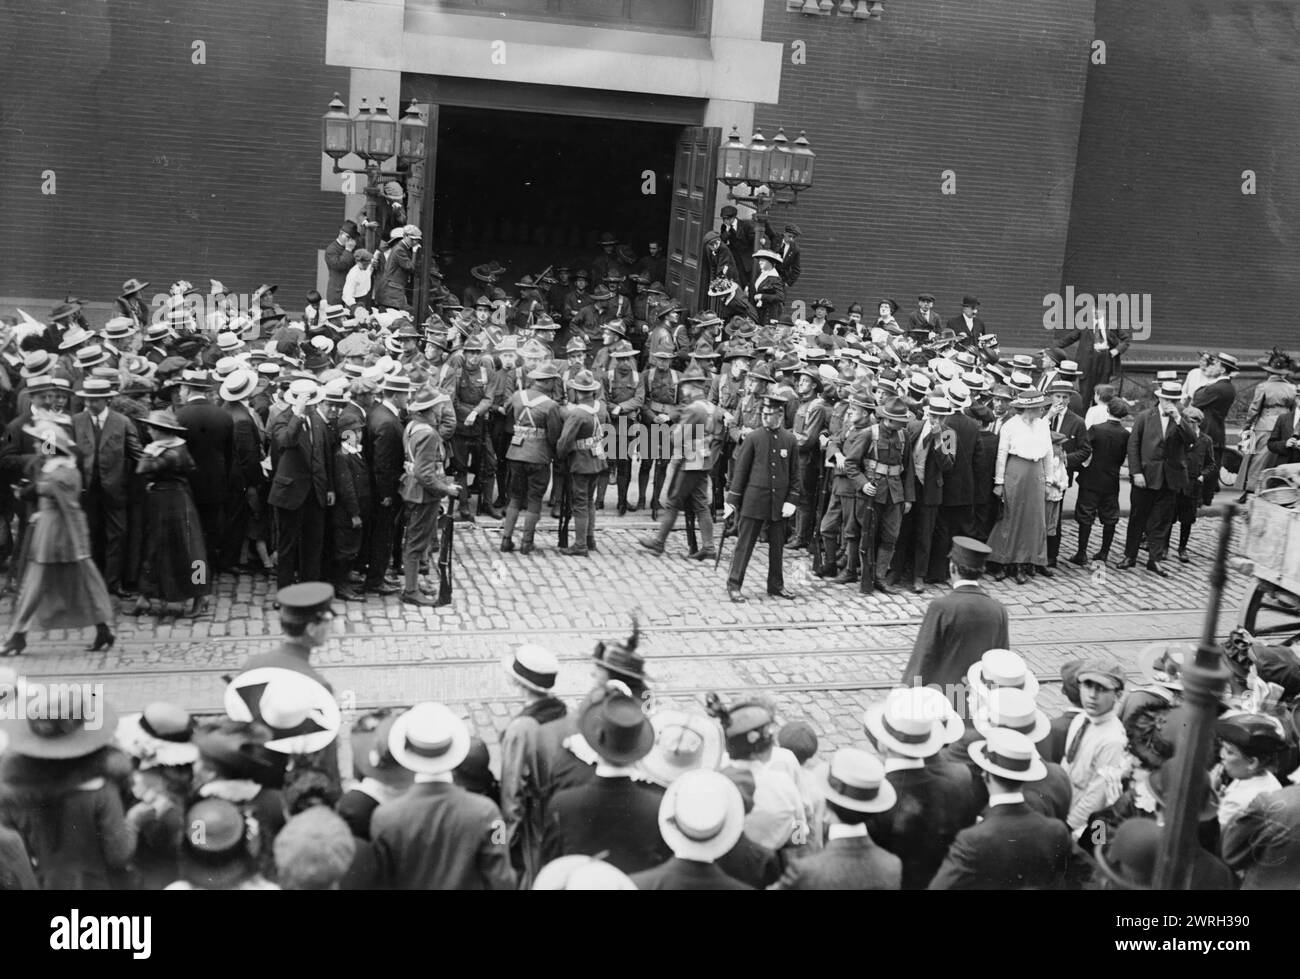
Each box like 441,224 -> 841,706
716,125 -> 815,259
321,93 -> 427,253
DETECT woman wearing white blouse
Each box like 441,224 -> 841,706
987,393 -> 1051,585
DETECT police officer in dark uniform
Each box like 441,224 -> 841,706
723,391 -> 800,603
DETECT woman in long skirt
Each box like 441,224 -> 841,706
1236,349 -> 1296,502
2,421 -> 115,655
134,409 -> 210,617
988,392 -> 1052,586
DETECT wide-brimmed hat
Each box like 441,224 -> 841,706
22,421 -> 76,455
1013,391 -> 1047,410
533,855 -> 637,891
143,409 -> 187,434
349,709 -> 415,789
638,709 -> 724,788
877,396 -> 911,422
407,386 -> 445,413
608,340 -> 638,360
219,369 -> 259,403
120,277 -> 149,297
1,698 -> 118,760
57,324 -> 94,351
578,682 -> 653,766
223,665 -> 341,755
284,378 -> 325,407
1259,348 -> 1296,375
1137,641 -> 1191,692
566,369 -> 601,393
470,261 -> 507,283
862,688 -> 949,759
599,319 -> 627,339
501,644 -> 560,694
973,687 -> 1051,743
966,649 -> 1041,699
388,702 -> 471,774
115,703 -> 199,770
969,728 -> 1048,782
752,249 -> 782,265
75,377 -> 116,400
1154,380 -> 1182,400
820,748 -> 897,813
657,769 -> 745,862
101,317 -> 138,342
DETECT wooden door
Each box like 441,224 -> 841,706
666,125 -> 721,312
411,102 -> 439,322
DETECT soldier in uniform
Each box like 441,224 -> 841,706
817,384 -> 876,584
712,342 -> 753,515
501,361 -> 564,555
532,315 -> 560,361
562,271 -> 594,328
860,397 -> 916,594
789,367 -> 829,552
639,365 -> 724,561
636,347 -> 680,520
645,304 -> 679,369
450,335 -> 500,521
556,369 -> 609,557
487,335 -> 520,511
421,330 -> 461,397
560,337 -> 589,398
723,391 -> 800,603
589,320 -> 626,377
603,340 -> 642,516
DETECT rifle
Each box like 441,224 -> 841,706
437,512 -> 455,606
809,453 -> 835,575
859,494 -> 877,595
557,468 -> 572,547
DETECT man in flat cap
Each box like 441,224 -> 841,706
1061,658 -> 1127,834
901,537 -> 1009,691
909,294 -> 943,336
719,204 -> 756,288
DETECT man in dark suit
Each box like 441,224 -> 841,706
718,205 -> 755,288
1058,309 -> 1130,409
776,749 -> 901,890
363,375 -> 410,595
865,689 -> 980,889
72,378 -> 142,596
1191,353 -> 1237,497
323,220 -> 358,305
929,385 -> 982,579
1036,352 -> 1087,416
901,397 -> 957,593
774,223 -> 802,288
724,392 -> 801,603
908,293 -> 944,336
1120,381 -> 1196,576
630,770 -> 752,890
1069,398 -> 1129,565
371,702 -> 516,890
269,379 -> 335,588
541,685 -> 669,875
1044,381 -> 1092,567
945,296 -> 986,341
1267,401 -> 1300,464
929,729 -> 1076,890
175,371 -> 234,571
902,537 -> 1009,691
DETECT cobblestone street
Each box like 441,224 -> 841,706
3,510 -> 1249,765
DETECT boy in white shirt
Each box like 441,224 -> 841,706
1211,713 -> 1287,829
1063,658 -> 1129,833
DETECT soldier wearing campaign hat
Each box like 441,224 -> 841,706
556,369 -> 609,555
723,390 -> 801,603
449,333 -> 499,521
816,383 -> 876,584
501,360 -> 564,554
857,396 -> 915,594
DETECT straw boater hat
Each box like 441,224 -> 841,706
388,702 -> 472,775
638,709 -> 725,788
965,648 -> 1041,699
972,687 -> 1051,742
58,324 -> 94,351
1013,391 -> 1046,410
501,644 -> 559,695
862,688 -> 950,759
969,728 -> 1048,782
1154,380 -> 1182,400
284,378 -> 325,407
657,769 -> 746,862
219,369 -> 259,403
223,666 -> 341,755
819,748 -> 897,813
75,377 -> 115,400
533,855 -> 637,891
102,316 -> 137,342
115,702 -> 199,770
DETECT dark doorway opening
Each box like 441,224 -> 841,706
431,105 -> 678,291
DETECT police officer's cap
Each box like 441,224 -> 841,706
276,582 -> 334,623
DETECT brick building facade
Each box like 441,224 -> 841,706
2,0 -> 1295,352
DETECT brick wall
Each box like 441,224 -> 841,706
1062,0 -> 1300,353
0,0 -> 347,316
753,0 -> 1095,347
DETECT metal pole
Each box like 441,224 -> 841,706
1151,505 -> 1236,889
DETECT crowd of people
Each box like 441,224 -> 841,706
2,204 -> 1298,890
0,204 -> 1268,640
2,575 -> 1298,891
